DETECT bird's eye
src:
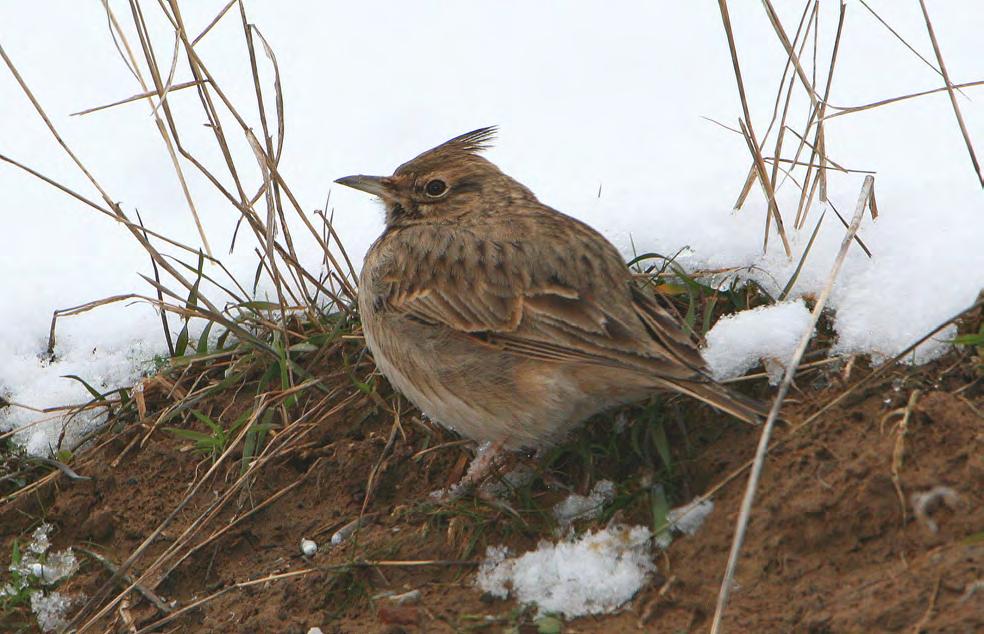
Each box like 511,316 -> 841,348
424,179 -> 448,197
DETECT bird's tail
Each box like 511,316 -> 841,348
657,378 -> 770,425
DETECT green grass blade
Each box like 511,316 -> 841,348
196,320 -> 214,355
60,374 -> 105,401
779,211 -> 825,301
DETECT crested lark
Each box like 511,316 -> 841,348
337,127 -> 765,469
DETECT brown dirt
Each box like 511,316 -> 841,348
2,351 -> 982,633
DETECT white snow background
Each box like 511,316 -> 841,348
2,2 -> 983,454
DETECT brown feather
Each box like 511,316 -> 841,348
348,129 -> 767,449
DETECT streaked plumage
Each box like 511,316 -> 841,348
337,127 -> 764,451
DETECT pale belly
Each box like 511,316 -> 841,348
361,312 -> 532,445
360,306 -> 650,449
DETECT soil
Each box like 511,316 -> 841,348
1,350 -> 982,633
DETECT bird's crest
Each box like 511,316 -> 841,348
407,126 -> 498,166
438,126 -> 497,154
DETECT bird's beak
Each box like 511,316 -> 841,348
334,174 -> 392,199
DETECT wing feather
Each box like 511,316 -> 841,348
371,213 -> 705,381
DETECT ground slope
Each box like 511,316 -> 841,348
1,350 -> 981,633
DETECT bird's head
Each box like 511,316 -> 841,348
335,126 -> 535,227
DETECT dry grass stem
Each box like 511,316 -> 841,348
917,0 -> 984,188
824,79 -> 984,121
857,0 -> 952,86
70,79 -> 204,116
738,118 -> 792,256
710,175 -> 874,633
890,389 -> 922,522
101,0 -> 214,257
717,0 -> 792,257
46,295 -> 142,358
77,547 -> 172,616
760,0 -> 821,110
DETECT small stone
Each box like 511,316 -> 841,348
387,589 -> 421,606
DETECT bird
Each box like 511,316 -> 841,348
336,127 -> 765,489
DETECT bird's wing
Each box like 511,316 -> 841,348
373,214 -> 706,380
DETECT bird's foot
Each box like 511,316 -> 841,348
430,440 -> 506,502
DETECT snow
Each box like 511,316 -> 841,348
668,499 -> 715,537
476,525 -> 655,618
552,480 -> 615,527
14,524 -> 79,586
480,498 -> 714,617
828,216 -> 984,364
655,499 -> 717,550
30,591 -> 76,633
703,301 -> 815,383
1,334 -> 157,455
1,524 -> 82,633
0,4 -> 982,454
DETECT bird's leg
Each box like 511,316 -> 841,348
431,440 -> 506,502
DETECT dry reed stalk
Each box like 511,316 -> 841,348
796,1 -> 846,227
46,294 -> 142,357
917,0 -> 984,188
70,79 -> 203,116
710,175 -> 874,633
77,386 -> 362,630
0,3 -> 582,631
780,1 -> 844,230
738,118 -> 793,256
716,0 -> 792,257
100,0 -> 213,257
0,43 -> 270,353
734,0 -> 817,218
662,282 -> 984,616
132,568 -> 317,634
824,79 -> 984,121
890,389 -> 922,522
767,1 -> 818,192
760,0 -> 822,109
71,395 -> 272,628
858,0 -> 941,79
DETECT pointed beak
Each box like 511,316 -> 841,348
334,174 -> 392,198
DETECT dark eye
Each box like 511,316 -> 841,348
424,179 -> 447,197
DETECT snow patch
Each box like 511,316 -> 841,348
0,524 -> 82,633
703,300 -> 814,383
669,498 -> 715,536
30,591 -> 76,633
0,337 -> 156,456
655,499 -> 715,549
552,480 -> 615,527
478,498 -> 716,616
828,216 -> 984,363
10,524 -> 79,585
476,525 -> 654,618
